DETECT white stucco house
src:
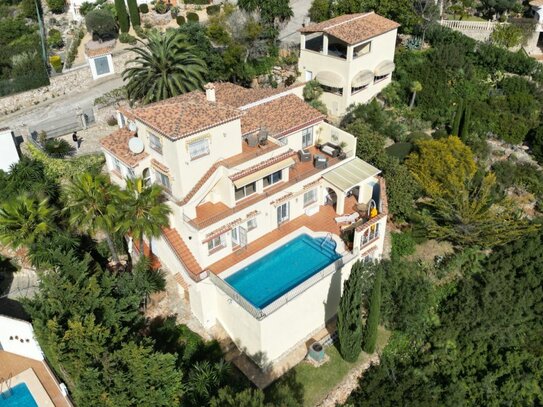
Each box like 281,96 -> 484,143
0,128 -> 20,172
100,82 -> 388,369
298,12 -> 399,116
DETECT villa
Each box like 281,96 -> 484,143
298,12 -> 399,115
100,80 -> 388,370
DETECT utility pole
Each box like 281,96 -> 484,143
34,0 -> 49,75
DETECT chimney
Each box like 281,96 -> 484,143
205,83 -> 216,103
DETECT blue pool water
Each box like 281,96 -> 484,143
226,234 -> 341,308
0,383 -> 38,407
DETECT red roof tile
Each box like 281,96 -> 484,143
99,127 -> 148,167
162,227 -> 203,279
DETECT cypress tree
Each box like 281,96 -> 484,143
451,100 -> 463,137
127,0 -> 140,27
115,0 -> 130,33
362,267 -> 382,354
337,261 -> 364,362
460,105 -> 470,141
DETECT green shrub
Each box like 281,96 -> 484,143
43,139 -> 74,158
106,115 -> 118,126
170,5 -> 180,17
115,0 -> 130,32
85,9 -> 117,41
386,142 -> 413,161
206,4 -> 220,15
186,12 -> 199,22
119,32 -> 137,44
47,28 -> 64,48
49,55 -> 63,72
46,0 -> 65,13
176,15 -> 185,25
184,0 -> 208,4
432,128 -> 448,139
79,1 -> 96,16
408,131 -> 431,143
64,27 -> 85,69
362,268 -> 382,354
391,231 -> 416,258
133,25 -> 145,38
154,0 -> 168,14
138,3 -> 148,13
127,0 -> 140,27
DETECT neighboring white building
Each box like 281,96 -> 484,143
298,12 -> 399,115
100,82 -> 388,369
0,128 -> 20,172
84,41 -> 115,80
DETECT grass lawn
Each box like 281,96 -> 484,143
270,326 -> 390,407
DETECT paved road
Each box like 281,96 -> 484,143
1,75 -> 124,135
279,0 -> 312,44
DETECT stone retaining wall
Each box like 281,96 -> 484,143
0,51 -> 134,117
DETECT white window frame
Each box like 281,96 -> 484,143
188,138 -> 210,160
235,182 -> 256,201
277,202 -> 289,224
149,133 -> 163,154
263,170 -> 282,188
112,157 -> 122,173
208,234 -> 226,252
302,127 -> 313,148
247,218 -> 257,231
155,170 -> 171,191
303,189 -> 317,207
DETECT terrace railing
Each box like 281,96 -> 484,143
209,249 -> 359,320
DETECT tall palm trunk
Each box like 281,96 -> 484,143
105,233 -> 120,263
410,91 -> 417,108
139,238 -> 145,260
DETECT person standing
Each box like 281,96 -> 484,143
72,131 -> 78,150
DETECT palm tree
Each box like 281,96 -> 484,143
122,177 -> 171,260
122,30 -> 207,104
0,195 -> 57,250
409,81 -> 422,109
63,173 -> 123,263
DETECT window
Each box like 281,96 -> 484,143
142,168 -> 151,186
263,170 -> 282,188
247,218 -> 257,231
127,168 -> 135,179
149,133 -> 162,154
277,203 -> 289,224
354,42 -> 371,58
351,84 -> 369,95
305,70 -> 313,81
374,74 -> 389,83
302,127 -> 313,148
321,85 -> 343,96
155,170 -> 171,190
188,138 -> 210,160
208,234 -> 225,252
231,227 -> 239,246
94,56 -> 110,76
303,189 -> 317,207
235,182 -> 256,200
112,157 -> 122,173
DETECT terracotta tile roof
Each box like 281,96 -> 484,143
240,94 -> 325,137
132,92 -> 242,140
230,150 -> 296,181
151,158 -> 170,173
212,82 -> 304,108
117,105 -> 136,121
100,127 -> 148,167
300,12 -> 400,45
530,0 -> 543,6
162,227 -> 203,279
179,162 -> 223,205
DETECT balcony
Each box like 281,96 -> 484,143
222,136 -> 284,169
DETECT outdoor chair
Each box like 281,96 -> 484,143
298,149 -> 311,162
314,154 -> 328,169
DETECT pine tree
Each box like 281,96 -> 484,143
127,0 -> 140,27
362,267 -> 382,354
115,0 -> 130,33
337,261 -> 364,362
451,100 -> 463,137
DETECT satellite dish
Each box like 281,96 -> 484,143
128,137 -> 144,154
128,122 -> 137,132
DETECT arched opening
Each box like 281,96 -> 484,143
344,186 -> 360,212
142,168 -> 151,186
325,188 -> 337,211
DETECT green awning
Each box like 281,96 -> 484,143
323,157 -> 380,192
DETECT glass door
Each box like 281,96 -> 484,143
231,226 -> 240,246
277,203 -> 289,225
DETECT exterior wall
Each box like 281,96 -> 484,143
298,29 -> 397,115
0,129 -> 19,172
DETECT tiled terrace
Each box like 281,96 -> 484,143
207,204 -> 344,275
0,351 -> 71,407
222,139 -> 282,168
192,146 -> 344,229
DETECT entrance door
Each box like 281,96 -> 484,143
277,203 -> 289,225
231,226 -> 240,246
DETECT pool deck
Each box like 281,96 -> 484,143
0,351 -> 71,407
207,204 -> 349,275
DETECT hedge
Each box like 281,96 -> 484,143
385,142 -> 413,162
176,15 -> 185,25
138,3 -> 148,13
186,12 -> 199,22
206,4 -> 220,15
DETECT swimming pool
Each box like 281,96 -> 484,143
0,383 -> 38,407
225,233 -> 341,308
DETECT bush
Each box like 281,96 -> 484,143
184,0 -> 209,4
49,55 -> 63,73
385,142 -> 413,162
47,28 -> 64,49
64,27 -> 85,69
115,0 -> 130,33
154,0 -> 168,14
127,0 -> 140,27
119,32 -> 137,44
85,9 -> 117,41
106,115 -> 118,126
186,12 -> 199,22
432,128 -> 448,139
176,15 -> 185,25
133,25 -> 145,38
43,139 -> 74,158
138,3 -> 148,13
206,4 -> 220,15
46,0 -> 65,13
408,131 -> 431,143
170,6 -> 180,17
391,231 -> 416,258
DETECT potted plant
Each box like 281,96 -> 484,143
316,137 -> 323,149
170,5 -> 180,17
